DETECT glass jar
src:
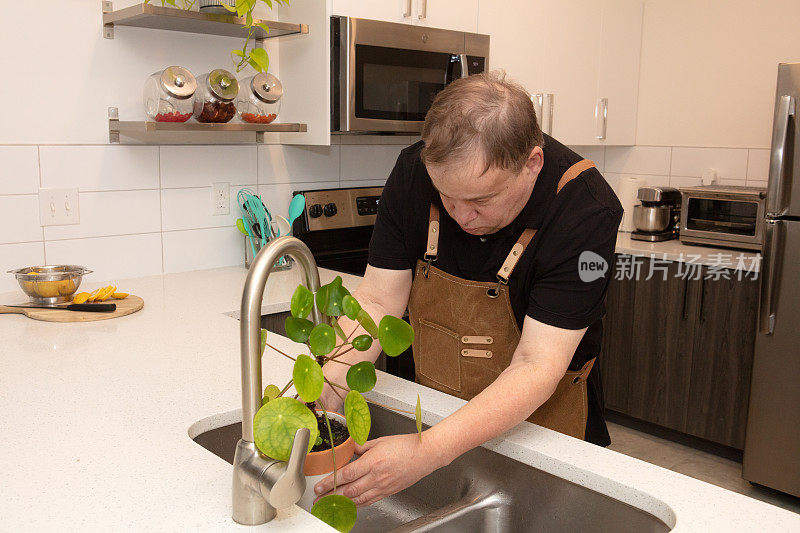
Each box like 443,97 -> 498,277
193,69 -> 239,123
236,72 -> 283,124
143,66 -> 197,122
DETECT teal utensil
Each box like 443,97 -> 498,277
287,194 -> 306,235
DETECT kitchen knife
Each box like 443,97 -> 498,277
6,303 -> 117,313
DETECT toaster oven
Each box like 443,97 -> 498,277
679,185 -> 767,251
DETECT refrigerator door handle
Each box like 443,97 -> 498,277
767,95 -> 795,215
759,218 -> 784,334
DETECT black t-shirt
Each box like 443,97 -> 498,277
368,135 -> 623,446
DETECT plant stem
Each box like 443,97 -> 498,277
324,378 -> 345,402
264,342 -> 297,362
278,380 -> 293,398
321,356 -> 353,367
317,399 -> 338,494
326,346 -> 355,361
326,379 -> 348,392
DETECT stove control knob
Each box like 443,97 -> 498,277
308,204 -> 323,218
323,203 -> 338,217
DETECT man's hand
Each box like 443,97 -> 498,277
313,433 -> 445,507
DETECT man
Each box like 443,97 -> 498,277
314,72 -> 623,507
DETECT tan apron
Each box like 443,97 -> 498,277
408,159 -> 597,440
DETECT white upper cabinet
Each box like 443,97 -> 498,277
332,0 -> 479,32
477,0 -> 643,146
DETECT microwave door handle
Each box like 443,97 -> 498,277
459,54 -> 469,78
759,218 -> 783,334
403,0 -> 412,18
767,95 -> 795,215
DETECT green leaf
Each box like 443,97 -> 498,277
415,394 -> 423,441
257,22 -> 271,34
356,309 -> 378,338
309,323 -> 336,356
232,49 -> 245,58
352,334 -> 373,352
260,328 -> 268,354
246,11 -> 253,27
346,362 -> 376,393
262,0 -> 273,9
316,276 -> 350,317
310,495 -> 357,533
333,320 -> 348,342
222,3 -> 237,11
315,435 -> 323,446
290,285 -> 314,319
293,354 -> 324,403
253,397 -> 318,461
262,384 -> 281,405
285,316 -> 314,343
378,316 -> 414,357
342,295 -> 361,320
249,47 -> 270,73
344,391 -> 370,445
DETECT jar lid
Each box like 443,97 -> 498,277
207,69 -> 239,101
160,66 -> 197,99
252,72 -> 283,103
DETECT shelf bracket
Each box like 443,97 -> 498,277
102,1 -> 115,39
108,107 -> 120,144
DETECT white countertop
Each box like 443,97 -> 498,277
616,232 -> 762,273
1,265 -> 795,532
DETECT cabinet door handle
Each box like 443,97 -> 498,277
418,0 -> 427,19
459,54 -> 469,78
536,93 -> 554,136
595,98 -> 608,140
681,277 -> 689,320
404,0 -> 412,18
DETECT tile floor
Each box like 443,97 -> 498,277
607,422 -> 800,514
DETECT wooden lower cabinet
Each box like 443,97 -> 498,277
600,254 -> 758,450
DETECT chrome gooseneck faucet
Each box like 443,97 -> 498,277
232,236 -> 324,525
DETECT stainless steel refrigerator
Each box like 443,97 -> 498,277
742,62 -> 800,497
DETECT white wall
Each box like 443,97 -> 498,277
636,0 -> 800,148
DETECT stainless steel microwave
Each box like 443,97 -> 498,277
331,16 -> 490,134
679,185 -> 767,251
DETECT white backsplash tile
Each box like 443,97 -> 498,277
747,149 -> 770,182
258,145 -> 340,185
0,242 -> 45,295
340,145 -> 405,181
0,147 -> 40,195
43,190 -> 161,241
161,185 -> 256,232
45,233 -> 163,283
162,227 -> 244,273
605,146 -> 672,176
258,181 -> 340,219
669,176 -> 703,189
333,135 -> 416,145
670,147 -> 748,180
340,179 -> 388,188
604,172 -> 670,197
159,146 -> 257,188
747,179 -> 768,189
0,195 -> 41,244
569,146 -> 605,171
39,146 -> 159,191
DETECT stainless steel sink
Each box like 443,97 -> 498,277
193,405 -> 672,532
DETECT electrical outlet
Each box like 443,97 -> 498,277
39,188 -> 80,226
212,182 -> 230,216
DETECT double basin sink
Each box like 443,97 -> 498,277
193,404 -> 672,532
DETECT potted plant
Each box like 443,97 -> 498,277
255,276 -> 421,532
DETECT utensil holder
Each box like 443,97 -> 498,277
244,237 -> 293,271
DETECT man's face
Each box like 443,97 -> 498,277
426,147 -> 543,236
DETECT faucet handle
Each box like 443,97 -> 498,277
267,427 -> 310,509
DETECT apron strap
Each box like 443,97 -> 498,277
573,357 -> 596,384
426,203 -> 441,261
494,158 -> 595,283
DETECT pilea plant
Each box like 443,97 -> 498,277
144,0 -> 286,74
256,276 -> 422,532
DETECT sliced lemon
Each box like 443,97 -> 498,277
99,286 -> 117,301
111,292 -> 129,299
72,292 -> 91,304
86,288 -> 103,302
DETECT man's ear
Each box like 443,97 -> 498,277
524,146 -> 544,176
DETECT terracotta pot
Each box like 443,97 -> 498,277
304,411 -> 355,476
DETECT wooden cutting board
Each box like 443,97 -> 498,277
0,295 -> 144,322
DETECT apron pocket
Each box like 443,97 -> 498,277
417,319 -> 461,392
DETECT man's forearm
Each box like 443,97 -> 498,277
421,359 -> 563,468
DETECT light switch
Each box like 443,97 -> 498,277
39,188 -> 80,226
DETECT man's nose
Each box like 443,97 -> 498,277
452,202 -> 477,225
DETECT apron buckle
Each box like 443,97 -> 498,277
487,275 -> 508,298
422,255 -> 436,278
